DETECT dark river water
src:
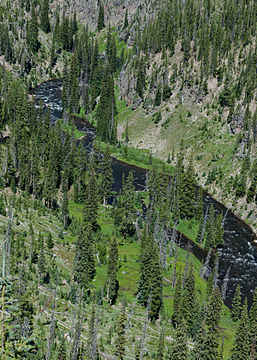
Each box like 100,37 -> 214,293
31,80 -> 257,308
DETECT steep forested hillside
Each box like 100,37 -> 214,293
0,0 -> 257,359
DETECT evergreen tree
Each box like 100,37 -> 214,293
40,0 -> 50,33
137,229 -> 163,321
173,271 -> 182,326
200,287 -> 222,360
249,288 -> 257,359
107,236 -> 119,304
115,304 -> 126,359
123,9 -> 128,29
182,262 -> 196,329
114,171 -> 136,237
97,2 -> 105,31
96,65 -> 117,144
83,169 -> 99,231
136,57 -> 146,99
155,85 -> 162,107
73,224 -> 96,288
27,2 -> 40,53
87,301 -> 98,360
171,318 -> 188,360
232,285 -> 242,322
46,231 -> 54,250
149,241 -> 163,321
137,228 -> 152,307
230,298 -> 251,360
179,159 -> 196,219
62,176 -> 69,229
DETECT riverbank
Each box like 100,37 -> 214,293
31,80 -> 257,309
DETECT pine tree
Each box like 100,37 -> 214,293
40,0 -> 50,33
155,85 -> 162,106
27,2 -> 39,53
179,159 -> 196,219
230,298 -> 251,360
114,171 -> 136,237
149,241 -> 163,321
200,287 -> 222,360
97,2 -> 105,31
73,224 -> 95,288
123,9 -> 128,29
96,65 -> 117,144
46,231 -> 54,250
83,169 -> 99,231
232,285 -> 242,321
68,54 -> 80,113
182,262 -> 196,329
136,57 -> 146,99
249,288 -> 257,359
87,301 -> 98,360
115,304 -> 126,359
190,309 -> 206,359
172,318 -> 188,360
173,271 -> 182,325
107,236 -> 119,304
137,228 -> 152,307
62,176 -> 69,229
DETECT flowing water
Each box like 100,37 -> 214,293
32,80 -> 257,308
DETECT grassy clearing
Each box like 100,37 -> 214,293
56,119 -> 86,139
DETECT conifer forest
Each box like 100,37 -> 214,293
0,0 -> 257,358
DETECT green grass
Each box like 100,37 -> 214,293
56,119 -> 86,139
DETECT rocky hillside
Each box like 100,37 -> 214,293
114,0 -> 257,231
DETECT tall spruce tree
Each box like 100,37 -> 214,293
249,288 -> 257,359
171,318 -> 188,360
230,298 -> 251,360
40,0 -> 50,33
200,287 -> 222,360
96,65 -> 117,144
115,304 -> 126,359
231,285 -> 242,321
137,228 -> 163,320
182,262 -> 196,329
97,2 -> 105,31
149,241 -> 163,321
107,236 -> 119,304
73,224 -> 95,288
83,169 -> 99,231
62,176 -> 69,229
173,271 -> 182,326
137,228 -> 152,307
27,2 -> 39,53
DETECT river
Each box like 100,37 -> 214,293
31,80 -> 257,308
